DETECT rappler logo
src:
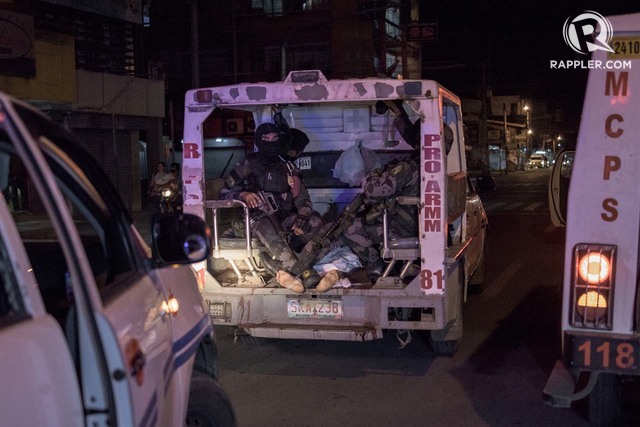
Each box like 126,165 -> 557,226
563,11 -> 614,54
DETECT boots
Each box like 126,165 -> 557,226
259,251 -> 279,276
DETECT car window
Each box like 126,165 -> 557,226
1,103 -> 145,302
0,223 -> 27,328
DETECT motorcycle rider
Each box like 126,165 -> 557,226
148,161 -> 173,196
164,162 -> 182,212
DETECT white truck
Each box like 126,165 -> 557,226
544,12 -> 640,425
182,71 -> 487,354
0,92 -> 235,426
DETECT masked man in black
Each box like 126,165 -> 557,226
220,121 -> 321,292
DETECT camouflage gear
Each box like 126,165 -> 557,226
342,158 -> 420,264
221,153 -> 314,218
220,152 -> 317,271
251,213 -> 322,270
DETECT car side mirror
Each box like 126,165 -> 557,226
548,150 -> 574,227
151,213 -> 211,265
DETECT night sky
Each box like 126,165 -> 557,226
420,0 -> 640,137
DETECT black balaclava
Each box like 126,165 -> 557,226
255,123 -> 289,157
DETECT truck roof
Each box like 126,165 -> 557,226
185,70 -> 459,109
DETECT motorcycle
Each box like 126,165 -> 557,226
155,181 -> 182,213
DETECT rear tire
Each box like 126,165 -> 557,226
468,247 -> 486,294
186,372 -> 236,427
429,265 -> 463,356
428,335 -> 459,356
585,373 -> 622,425
234,328 -> 270,346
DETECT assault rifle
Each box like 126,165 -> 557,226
291,192 -> 365,285
248,191 -> 279,225
250,192 -> 322,287
243,170 -> 300,261
364,197 -> 396,224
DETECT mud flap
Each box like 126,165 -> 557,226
543,360 -> 599,408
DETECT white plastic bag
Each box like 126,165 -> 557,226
332,143 -> 365,186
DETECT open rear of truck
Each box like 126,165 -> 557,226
182,71 -> 487,354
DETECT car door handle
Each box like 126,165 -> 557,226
130,350 -> 146,378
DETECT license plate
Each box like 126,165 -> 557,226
609,36 -> 640,59
569,335 -> 640,373
287,298 -> 343,319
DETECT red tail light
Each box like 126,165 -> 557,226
571,244 -> 616,329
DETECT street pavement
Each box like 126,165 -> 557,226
130,202 -> 156,244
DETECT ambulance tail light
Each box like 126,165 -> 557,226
570,244 -> 616,329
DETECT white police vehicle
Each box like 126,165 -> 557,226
0,92 -> 235,426
544,13 -> 640,425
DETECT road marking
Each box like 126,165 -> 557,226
524,202 -> 544,211
485,262 -> 522,297
503,202 -> 522,211
485,202 -> 505,210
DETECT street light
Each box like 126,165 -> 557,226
555,135 -> 562,156
524,105 -> 531,156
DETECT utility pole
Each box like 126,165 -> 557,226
479,63 -> 490,173
503,103 -> 508,174
188,0 -> 199,87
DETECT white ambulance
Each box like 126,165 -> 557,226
183,71 -> 487,354
544,13 -> 640,425
0,93 -> 235,426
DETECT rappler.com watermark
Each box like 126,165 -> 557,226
550,59 -> 631,69
550,10 -> 632,70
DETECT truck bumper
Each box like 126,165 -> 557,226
201,283 -> 447,341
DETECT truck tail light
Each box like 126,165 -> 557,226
208,300 -> 231,321
571,244 -> 616,329
194,89 -> 213,104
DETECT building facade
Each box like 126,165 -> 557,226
0,0 -> 165,211
145,0 -> 422,143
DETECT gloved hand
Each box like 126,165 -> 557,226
291,213 -> 310,235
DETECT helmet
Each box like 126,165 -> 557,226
375,100 -> 389,115
255,123 -> 289,155
284,128 -> 310,159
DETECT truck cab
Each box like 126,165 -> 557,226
0,92 -> 235,426
544,13 -> 640,424
183,71 -> 487,354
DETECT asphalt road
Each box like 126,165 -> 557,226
212,169 -> 638,426
125,169 -> 637,425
